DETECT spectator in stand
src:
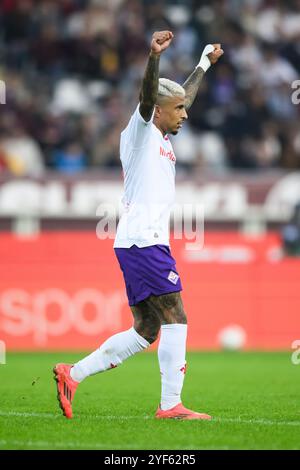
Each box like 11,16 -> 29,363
281,202 -> 300,257
0,126 -> 45,177
0,0 -> 300,172
52,141 -> 88,174
0,148 -> 8,173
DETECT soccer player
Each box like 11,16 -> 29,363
54,31 -> 223,420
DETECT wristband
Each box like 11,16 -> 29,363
196,44 -> 215,72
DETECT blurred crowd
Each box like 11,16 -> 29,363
0,0 -> 300,176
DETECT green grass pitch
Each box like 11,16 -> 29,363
0,351 -> 299,450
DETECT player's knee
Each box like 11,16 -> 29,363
165,311 -> 187,324
159,293 -> 187,324
172,310 -> 187,324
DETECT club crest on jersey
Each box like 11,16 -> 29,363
168,270 -> 179,284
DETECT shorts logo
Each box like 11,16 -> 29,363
168,270 -> 179,285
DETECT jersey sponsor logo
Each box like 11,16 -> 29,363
160,146 -> 176,163
168,270 -> 179,284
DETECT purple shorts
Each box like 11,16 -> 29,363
114,244 -> 182,306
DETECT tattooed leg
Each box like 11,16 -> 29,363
131,302 -> 161,344
134,292 -> 187,326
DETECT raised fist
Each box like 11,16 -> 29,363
151,31 -> 174,55
208,44 -> 224,64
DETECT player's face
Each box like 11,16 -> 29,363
157,96 -> 188,135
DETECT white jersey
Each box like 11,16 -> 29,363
114,105 -> 176,248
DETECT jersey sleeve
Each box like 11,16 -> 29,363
122,104 -> 154,151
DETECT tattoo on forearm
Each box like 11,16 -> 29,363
139,53 -> 160,121
182,67 -> 205,110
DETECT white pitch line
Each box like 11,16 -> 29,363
0,411 -> 149,420
0,411 -> 300,427
0,439 -> 231,450
0,411 -> 61,419
214,417 -> 300,427
0,439 -> 141,450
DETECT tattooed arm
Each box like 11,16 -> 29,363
183,43 -> 224,110
139,31 -> 173,122
139,52 -> 161,122
182,67 -> 205,111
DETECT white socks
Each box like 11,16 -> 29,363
70,323 -> 188,412
70,327 -> 150,382
158,324 -> 188,410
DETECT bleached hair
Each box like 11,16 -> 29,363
158,78 -> 185,99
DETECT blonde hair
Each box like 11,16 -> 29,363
157,78 -> 185,100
